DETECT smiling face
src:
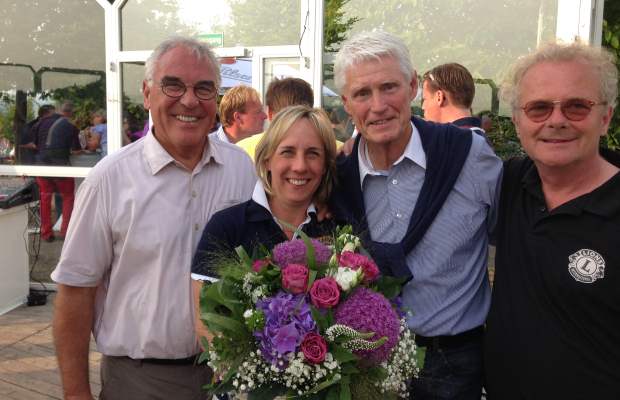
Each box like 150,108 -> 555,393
266,118 -> 326,211
341,56 -> 417,152
513,60 -> 612,171
142,45 -> 217,163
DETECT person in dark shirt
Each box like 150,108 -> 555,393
191,105 -> 338,343
485,41 -> 620,399
421,62 -> 486,137
33,102 -> 81,241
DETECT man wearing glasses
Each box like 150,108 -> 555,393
51,37 -> 256,400
484,42 -> 620,399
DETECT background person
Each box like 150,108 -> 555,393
51,36 -> 256,400
237,77 -> 315,160
210,85 -> 266,144
485,41 -> 620,399
33,102 -> 81,242
86,109 -> 107,156
421,62 -> 486,136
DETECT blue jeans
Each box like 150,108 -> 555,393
410,336 -> 483,400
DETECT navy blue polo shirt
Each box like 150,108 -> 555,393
485,149 -> 620,399
191,199 -> 336,279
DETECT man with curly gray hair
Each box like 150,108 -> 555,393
330,31 -> 502,400
485,41 -> 620,399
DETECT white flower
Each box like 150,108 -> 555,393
243,309 -> 253,319
337,233 -> 361,252
329,266 -> 363,291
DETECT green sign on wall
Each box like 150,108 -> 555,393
197,33 -> 224,48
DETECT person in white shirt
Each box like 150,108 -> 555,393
210,85 -> 266,144
51,36 -> 256,400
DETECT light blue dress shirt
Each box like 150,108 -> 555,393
359,123 -> 502,336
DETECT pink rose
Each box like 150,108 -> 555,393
252,259 -> 269,273
338,251 -> 380,283
300,332 -> 327,364
310,277 -> 340,309
281,264 -> 309,294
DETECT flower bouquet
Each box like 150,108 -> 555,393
199,226 -> 424,399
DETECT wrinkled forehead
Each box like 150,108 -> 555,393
345,56 -> 409,86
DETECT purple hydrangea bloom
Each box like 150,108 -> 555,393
254,291 -> 316,366
334,287 -> 400,365
273,239 -> 331,267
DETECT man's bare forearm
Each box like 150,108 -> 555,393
53,284 -> 97,400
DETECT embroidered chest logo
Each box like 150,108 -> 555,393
568,249 -> 605,284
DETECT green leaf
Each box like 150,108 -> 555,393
305,373 -> 342,395
612,35 -> 620,49
326,385 -> 340,400
339,363 -> 359,375
416,346 -> 427,370
307,268 -> 318,292
339,377 -> 351,400
331,344 -> 359,364
235,245 -> 253,267
311,306 -> 329,332
200,312 -> 248,337
372,275 -> 407,299
247,385 -> 287,399
299,229 -> 317,270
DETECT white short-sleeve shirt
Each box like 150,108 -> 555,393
52,131 -> 256,359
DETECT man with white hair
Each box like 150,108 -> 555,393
330,31 -> 502,399
51,37 -> 255,400
485,42 -> 620,399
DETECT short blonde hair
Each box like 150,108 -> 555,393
502,41 -> 618,109
255,105 -> 337,205
219,86 -> 262,128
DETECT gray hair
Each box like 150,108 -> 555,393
334,31 -> 415,92
144,36 -> 220,89
502,41 -> 618,109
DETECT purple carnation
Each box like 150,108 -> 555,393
334,287 -> 400,365
272,238 -> 331,267
254,291 -> 316,366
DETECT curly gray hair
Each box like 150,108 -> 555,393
501,41 -> 618,109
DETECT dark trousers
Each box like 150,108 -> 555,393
411,332 -> 483,400
100,355 -> 213,400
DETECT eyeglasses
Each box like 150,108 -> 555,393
520,98 -> 607,122
159,80 -> 217,101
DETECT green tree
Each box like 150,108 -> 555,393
324,0 -> 360,52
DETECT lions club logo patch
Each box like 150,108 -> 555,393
568,249 -> 605,284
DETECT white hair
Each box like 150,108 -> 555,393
144,36 -> 220,89
334,31 -> 415,92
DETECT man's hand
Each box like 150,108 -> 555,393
53,284 -> 97,400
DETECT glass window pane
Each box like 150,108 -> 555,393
121,0 -> 301,50
0,0 -> 106,167
122,63 -> 149,144
322,0 -> 559,116
263,57 -> 301,99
